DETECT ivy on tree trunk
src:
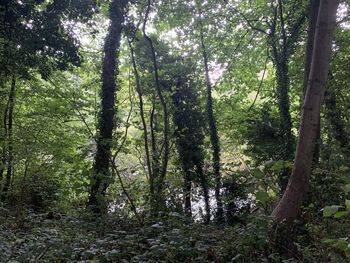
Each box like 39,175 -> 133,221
87,0 -> 128,214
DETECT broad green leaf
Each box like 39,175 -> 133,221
334,211 -> 349,218
270,161 -> 284,172
323,206 -> 342,217
343,184 -> 350,193
324,239 -> 337,245
251,169 -> 264,179
334,239 -> 349,251
324,238 -> 349,251
346,200 -> 350,210
255,191 -> 269,206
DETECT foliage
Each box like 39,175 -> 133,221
0,0 -> 349,261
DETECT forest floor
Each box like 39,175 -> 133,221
0,207 -> 346,262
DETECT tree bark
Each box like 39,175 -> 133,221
196,162 -> 211,224
143,0 -> 170,212
303,0 -> 321,164
303,0 -> 320,97
198,18 -> 223,222
270,1 -> 293,191
1,76 -> 15,199
272,0 -> 340,222
172,77 -> 210,221
87,0 -> 128,214
128,40 -> 153,188
268,1 -> 307,191
183,171 -> 192,217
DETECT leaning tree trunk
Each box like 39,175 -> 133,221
303,0 -> 321,164
302,0 -> 320,97
87,0 -> 128,214
272,0 -> 340,222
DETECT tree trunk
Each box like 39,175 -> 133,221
1,76 -> 15,199
128,40 -> 153,188
196,162 -> 211,224
303,0 -> 321,164
143,0 -> 170,212
172,77 -> 209,221
87,0 -> 128,214
272,0 -> 340,222
276,1 -> 293,164
269,0 -> 293,191
184,171 -> 192,217
275,60 -> 293,191
269,0 -> 307,191
303,0 -> 320,97
198,16 -> 223,222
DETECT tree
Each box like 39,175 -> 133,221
303,0 -> 321,163
0,0 -> 95,199
171,63 -> 210,222
224,0 -> 307,191
0,76 -> 15,198
272,0 -> 340,222
267,0 -> 307,191
196,3 -> 224,222
87,0 -> 128,214
141,0 -> 170,212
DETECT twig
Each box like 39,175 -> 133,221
35,245 -> 50,262
248,53 -> 269,111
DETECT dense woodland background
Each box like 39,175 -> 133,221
0,0 -> 350,262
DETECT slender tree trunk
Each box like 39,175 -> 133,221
272,0 -> 340,222
1,76 -> 15,199
269,1 -> 294,191
172,78 -> 209,221
277,0 -> 293,166
198,20 -> 223,222
183,171 -> 192,217
143,0 -> 169,212
268,1 -> 307,191
196,162 -> 211,224
87,0 -> 128,214
128,41 -> 153,187
275,60 -> 294,190
149,102 -> 157,208
0,136 -> 6,184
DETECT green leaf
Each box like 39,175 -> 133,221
270,160 -> 284,172
251,169 -> 264,179
334,211 -> 349,218
324,239 -> 337,245
343,184 -> 350,193
323,206 -> 342,217
324,238 -> 349,251
346,200 -> 350,210
255,191 -> 269,206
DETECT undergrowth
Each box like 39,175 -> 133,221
0,208 -> 347,262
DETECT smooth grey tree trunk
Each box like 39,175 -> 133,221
272,0 -> 340,222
